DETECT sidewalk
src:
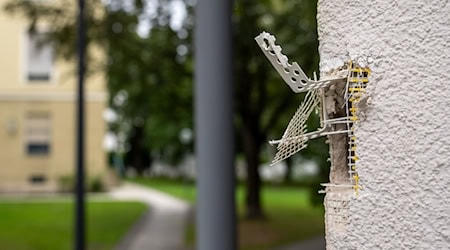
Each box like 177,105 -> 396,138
110,183 -> 191,250
109,183 -> 325,250
274,235 -> 326,250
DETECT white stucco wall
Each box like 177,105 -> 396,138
317,1 -> 450,249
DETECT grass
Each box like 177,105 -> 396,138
130,177 -> 324,250
0,200 -> 147,250
238,186 -> 324,250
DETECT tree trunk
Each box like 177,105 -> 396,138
129,125 -> 146,175
242,125 -> 264,219
284,157 -> 293,183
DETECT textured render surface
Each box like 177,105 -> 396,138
317,1 -> 450,249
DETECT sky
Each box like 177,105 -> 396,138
136,0 -> 187,37
103,0 -> 187,37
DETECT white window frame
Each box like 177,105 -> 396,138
25,112 -> 52,156
22,28 -> 56,84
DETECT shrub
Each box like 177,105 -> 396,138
57,175 -> 105,193
58,175 -> 74,193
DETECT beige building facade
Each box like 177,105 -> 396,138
0,0 -> 108,192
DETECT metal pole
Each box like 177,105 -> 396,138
75,0 -> 86,249
195,0 -> 236,249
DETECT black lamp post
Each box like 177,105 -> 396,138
75,0 -> 86,249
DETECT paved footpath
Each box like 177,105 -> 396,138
110,183 -> 191,250
109,183 -> 325,250
274,235 -> 326,250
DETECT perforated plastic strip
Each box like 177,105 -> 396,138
255,32 -> 346,93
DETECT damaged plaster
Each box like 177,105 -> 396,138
323,74 -> 348,185
318,0 -> 450,249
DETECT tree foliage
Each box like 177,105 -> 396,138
106,6 -> 194,169
233,0 -> 324,217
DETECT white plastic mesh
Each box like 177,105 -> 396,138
272,89 -> 321,164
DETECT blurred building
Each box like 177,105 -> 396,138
0,2 -> 107,192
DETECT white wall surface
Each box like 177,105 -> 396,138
317,1 -> 450,249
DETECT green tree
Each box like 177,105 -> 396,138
106,8 -> 194,171
233,0 -> 321,218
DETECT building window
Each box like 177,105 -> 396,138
26,112 -> 51,155
29,175 -> 47,184
26,31 -> 53,82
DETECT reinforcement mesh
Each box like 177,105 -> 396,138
272,89 -> 321,164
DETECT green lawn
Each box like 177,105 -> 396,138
130,177 -> 324,250
0,200 -> 147,250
